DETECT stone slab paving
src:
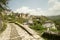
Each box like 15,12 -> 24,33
0,23 -> 11,40
9,23 -> 22,40
13,23 -> 44,40
13,23 -> 34,40
0,23 -> 44,40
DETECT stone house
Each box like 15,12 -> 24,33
19,13 -> 30,19
23,19 -> 33,25
42,21 -> 57,31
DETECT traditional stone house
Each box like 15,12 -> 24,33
23,19 -> 33,25
42,21 -> 57,31
19,13 -> 30,19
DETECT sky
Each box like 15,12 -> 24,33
8,0 -> 60,16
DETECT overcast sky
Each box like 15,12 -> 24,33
8,0 -> 60,16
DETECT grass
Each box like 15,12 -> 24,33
0,21 -> 7,34
50,28 -> 58,32
30,24 -> 47,35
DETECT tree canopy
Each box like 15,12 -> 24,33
0,0 -> 9,11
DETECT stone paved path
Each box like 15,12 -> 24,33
0,23 -> 11,40
9,23 -> 22,40
0,23 -> 44,40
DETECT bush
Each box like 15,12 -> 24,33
30,23 -> 47,34
0,21 -> 7,34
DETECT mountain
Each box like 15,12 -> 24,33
47,15 -> 60,31
47,15 -> 60,25
47,15 -> 60,21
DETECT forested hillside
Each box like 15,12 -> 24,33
47,15 -> 60,34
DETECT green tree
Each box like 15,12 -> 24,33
0,0 -> 9,11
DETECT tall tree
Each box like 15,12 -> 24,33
0,0 -> 9,11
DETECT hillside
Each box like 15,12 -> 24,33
48,15 -> 60,21
0,12 -> 60,40
47,15 -> 60,34
47,15 -> 60,28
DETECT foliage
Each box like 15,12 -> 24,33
0,0 -> 9,11
0,21 -> 7,34
30,24 -> 47,33
47,15 -> 60,34
48,15 -> 60,26
50,28 -> 58,32
30,17 -> 47,34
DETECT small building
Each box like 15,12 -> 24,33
42,21 -> 57,31
23,20 -> 33,25
19,13 -> 30,19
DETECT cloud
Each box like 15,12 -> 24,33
14,6 -> 45,16
15,7 -> 30,13
48,0 -> 57,3
48,0 -> 60,9
14,0 -> 60,16
47,0 -> 60,16
48,0 -> 57,7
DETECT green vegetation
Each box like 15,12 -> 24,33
30,24 -> 47,34
48,15 -> 60,26
29,16 -> 59,36
50,28 -> 57,32
0,0 -> 9,11
0,0 -> 10,33
29,17 -> 47,35
0,21 -> 7,34
48,15 -> 60,33
7,13 -> 27,23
